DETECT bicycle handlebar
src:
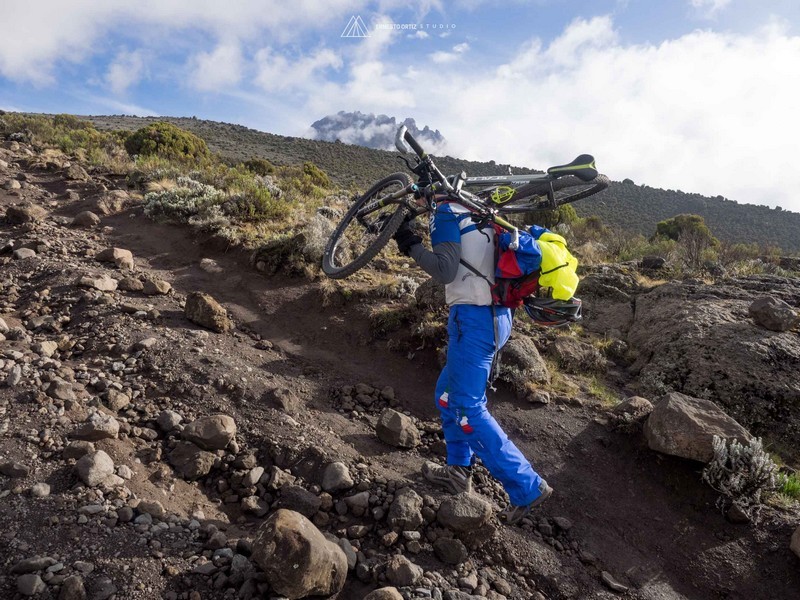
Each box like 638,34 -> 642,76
395,125 -> 426,158
404,129 -> 426,158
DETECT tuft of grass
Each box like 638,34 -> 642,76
777,473 -> 800,501
588,376 -> 621,407
369,306 -> 415,337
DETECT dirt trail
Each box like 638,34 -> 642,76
1,152 -> 799,600
102,189 -> 800,599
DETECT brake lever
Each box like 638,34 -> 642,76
397,156 -> 415,170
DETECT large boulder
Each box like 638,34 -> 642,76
185,292 -> 232,333
499,336 -> 550,397
375,408 -> 420,448
748,296 -> 798,332
643,392 -> 752,462
628,278 -> 800,461
437,493 -> 493,533
548,336 -> 606,374
6,203 -> 47,224
321,462 -> 354,493
387,487 -> 423,530
384,555 -> 423,587
182,414 -> 236,450
169,442 -> 215,480
251,509 -> 347,599
75,451 -> 121,487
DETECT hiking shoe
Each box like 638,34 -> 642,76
422,461 -> 473,495
500,481 -> 553,525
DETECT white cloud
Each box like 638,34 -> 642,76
189,44 -> 244,92
311,15 -> 800,211
431,42 -> 470,63
106,50 -> 146,95
0,0 -> 365,84
689,0 -> 732,18
254,48 -> 342,92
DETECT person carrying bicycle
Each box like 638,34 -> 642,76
393,194 -> 552,525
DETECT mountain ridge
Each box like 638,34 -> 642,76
84,114 -> 800,252
309,111 -> 446,151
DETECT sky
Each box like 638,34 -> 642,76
1,0 -> 800,212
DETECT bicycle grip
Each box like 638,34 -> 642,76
404,129 -> 426,158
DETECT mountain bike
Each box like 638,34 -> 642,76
321,126 -> 609,279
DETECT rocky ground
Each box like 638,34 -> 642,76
1,140 -> 800,600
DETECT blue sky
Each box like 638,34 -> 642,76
2,0 -> 800,212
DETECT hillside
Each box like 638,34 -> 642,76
2,129 -> 800,600
84,115 -> 800,252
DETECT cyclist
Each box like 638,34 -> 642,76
393,196 -> 552,525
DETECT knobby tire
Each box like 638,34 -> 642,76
321,173 -> 412,279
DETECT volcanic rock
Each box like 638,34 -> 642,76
72,211 -> 100,228
437,493 -> 493,533
182,414 -> 236,450
643,392 -> 752,462
375,408 -> 420,448
75,451 -> 117,487
364,587 -> 404,600
169,442 -> 216,480
748,296 -> 798,332
322,462 -> 354,493
185,291 -> 232,332
384,554 -> 423,587
387,487 -> 424,530
251,509 -> 347,599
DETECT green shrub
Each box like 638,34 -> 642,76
302,161 -> 330,188
654,214 -> 719,269
223,187 -> 288,221
125,121 -> 211,163
242,157 -> 275,176
0,113 -> 126,162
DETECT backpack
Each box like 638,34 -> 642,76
495,225 -> 579,303
460,223 -> 580,307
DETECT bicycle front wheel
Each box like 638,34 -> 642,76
322,173 -> 412,279
500,174 -> 609,214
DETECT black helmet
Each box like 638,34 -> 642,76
523,297 -> 582,327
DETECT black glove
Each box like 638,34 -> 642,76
393,219 -> 422,256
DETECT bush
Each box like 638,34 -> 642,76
0,113 -> 128,166
702,435 -> 777,518
654,214 -> 719,269
143,176 -> 225,224
242,157 -> 275,176
125,121 -> 211,163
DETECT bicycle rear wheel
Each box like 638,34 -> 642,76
499,174 -> 609,213
322,173 -> 412,279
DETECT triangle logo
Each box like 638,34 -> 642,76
341,15 -> 370,38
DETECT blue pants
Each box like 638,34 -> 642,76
435,304 -> 546,506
